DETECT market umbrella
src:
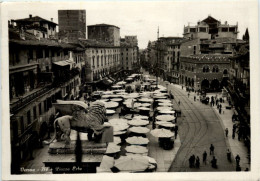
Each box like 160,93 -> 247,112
158,102 -> 173,107
159,110 -> 175,114
126,136 -> 149,145
156,99 -> 172,103
140,103 -> 151,107
156,115 -> 176,122
125,145 -> 148,154
133,115 -> 149,120
153,96 -> 167,99
106,109 -> 116,115
99,155 -> 115,171
105,143 -> 121,154
116,81 -> 127,85
111,85 -> 122,89
124,93 -> 139,99
129,127 -> 150,134
138,98 -> 153,103
99,99 -> 109,102
116,92 -> 128,95
143,156 -> 157,165
156,106 -> 173,111
113,130 -> 127,136
102,91 -> 114,95
125,102 -> 142,109
104,101 -> 119,109
113,124 -> 129,132
109,118 -> 128,125
110,98 -> 123,102
156,121 -> 176,128
113,136 -> 121,145
150,128 -> 174,138
137,107 -> 150,111
114,89 -> 125,93
128,119 -> 149,126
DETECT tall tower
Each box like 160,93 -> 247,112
58,10 -> 86,43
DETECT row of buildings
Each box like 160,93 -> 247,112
9,10 -> 139,173
141,15 -> 250,149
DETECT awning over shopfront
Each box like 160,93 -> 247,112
53,60 -> 75,69
53,60 -> 70,66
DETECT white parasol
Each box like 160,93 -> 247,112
129,127 -> 150,134
156,115 -> 176,122
128,119 -> 149,126
125,145 -> 148,154
150,128 -> 174,138
126,136 -> 149,145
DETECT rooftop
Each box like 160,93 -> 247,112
14,16 -> 57,25
9,27 -> 75,49
87,23 -> 120,29
79,39 -> 120,48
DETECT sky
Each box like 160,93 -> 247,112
6,0 -> 254,49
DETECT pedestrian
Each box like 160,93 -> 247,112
191,155 -> 196,168
194,96 -> 196,101
210,144 -> 215,155
189,156 -> 193,168
227,149 -> 231,161
232,130 -> 235,139
216,99 -> 219,106
195,156 -> 200,168
188,93 -> 190,98
235,154 -> 240,166
174,125 -> 178,139
203,151 -> 207,164
219,104 -> 222,109
219,108 -> 221,114
178,100 -> 180,105
211,156 -> 217,168
225,128 -> 229,137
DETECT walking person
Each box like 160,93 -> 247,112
203,151 -> 207,164
191,155 -> 195,168
188,93 -> 190,98
210,144 -> 215,155
174,125 -> 178,139
178,100 -> 181,105
195,156 -> 200,168
235,154 -> 240,166
227,149 -> 231,162
194,96 -> 196,101
225,128 -> 229,137
211,156 -> 217,168
189,156 -> 193,168
232,129 -> 235,139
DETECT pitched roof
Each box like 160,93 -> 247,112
14,16 -> 57,25
202,15 -> 220,24
9,27 -> 74,49
87,23 -> 120,29
79,39 -> 119,48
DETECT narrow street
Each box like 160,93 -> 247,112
148,73 -> 235,172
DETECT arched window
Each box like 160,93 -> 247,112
203,66 -> 209,73
92,56 -> 95,68
223,69 -> 228,74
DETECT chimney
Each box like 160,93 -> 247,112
225,21 -> 227,25
51,18 -> 53,22
29,14 -> 32,18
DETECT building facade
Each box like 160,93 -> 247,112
58,10 -> 86,43
9,20 -> 83,173
180,54 -> 230,91
180,16 -> 245,91
13,14 -> 57,39
120,42 -> 138,72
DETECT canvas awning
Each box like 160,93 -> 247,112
53,60 -> 70,66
